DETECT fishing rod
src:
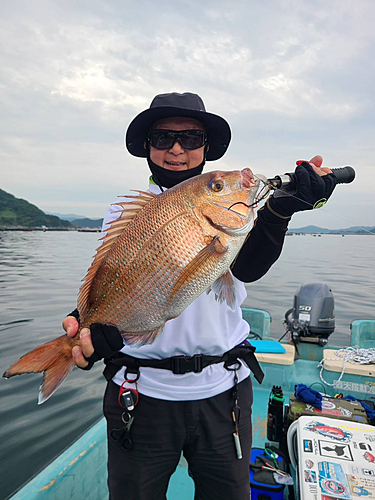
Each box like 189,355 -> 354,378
230,166 -> 357,217
254,165 -> 373,236
266,165 -> 355,190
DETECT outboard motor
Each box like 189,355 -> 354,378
284,283 -> 335,346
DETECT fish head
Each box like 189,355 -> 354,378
184,168 -> 260,235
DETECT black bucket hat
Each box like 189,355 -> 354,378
125,92 -> 231,161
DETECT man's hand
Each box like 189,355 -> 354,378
63,315 -> 93,369
304,155 -> 333,177
63,313 -> 124,370
268,155 -> 337,218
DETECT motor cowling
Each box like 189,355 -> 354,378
285,283 -> 335,345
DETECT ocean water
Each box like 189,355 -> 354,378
243,233 -> 375,341
0,231 -> 374,498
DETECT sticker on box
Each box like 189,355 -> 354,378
304,439 -> 313,452
363,452 -> 375,463
322,400 -> 337,410
318,440 -> 353,461
304,470 -> 317,483
318,462 -> 351,499
348,475 -> 375,498
305,421 -> 352,442
350,465 -> 375,477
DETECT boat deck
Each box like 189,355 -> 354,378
12,357 -> 371,500
9,312 -> 375,499
8,385 -> 272,500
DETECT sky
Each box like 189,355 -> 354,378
1,0 -> 374,229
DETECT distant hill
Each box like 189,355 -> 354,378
289,225 -> 331,233
71,218 -> 103,229
46,212 -> 88,222
289,225 -> 375,234
0,189 -> 72,228
46,212 -> 103,228
336,225 -> 375,233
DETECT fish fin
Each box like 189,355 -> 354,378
209,270 -> 238,311
116,190 -> 158,203
123,327 -> 163,346
130,190 -> 159,200
170,236 -> 227,300
3,335 -> 75,404
78,191 -> 157,318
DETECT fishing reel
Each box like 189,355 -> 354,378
284,283 -> 335,347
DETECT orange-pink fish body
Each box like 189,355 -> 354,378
4,168 -> 259,403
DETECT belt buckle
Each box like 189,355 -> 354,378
172,354 -> 203,374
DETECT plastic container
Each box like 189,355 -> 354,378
249,448 -> 285,500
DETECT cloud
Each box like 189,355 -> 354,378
2,1 -> 371,119
0,0 -> 374,225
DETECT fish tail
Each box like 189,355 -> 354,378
3,334 -> 76,404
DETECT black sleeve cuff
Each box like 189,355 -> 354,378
67,308 -> 80,322
262,199 -> 292,224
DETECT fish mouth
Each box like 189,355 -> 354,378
241,168 -> 257,189
211,169 -> 260,218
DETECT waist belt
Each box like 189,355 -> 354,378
103,340 -> 264,384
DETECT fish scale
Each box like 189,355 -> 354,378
83,199 -> 200,331
4,168 -> 259,403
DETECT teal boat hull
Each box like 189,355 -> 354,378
9,310 -> 375,500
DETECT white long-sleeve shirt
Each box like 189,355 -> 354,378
104,182 -> 251,400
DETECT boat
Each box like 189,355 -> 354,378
8,288 -> 375,500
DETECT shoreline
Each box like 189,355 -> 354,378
0,227 -> 101,232
1,227 -> 372,235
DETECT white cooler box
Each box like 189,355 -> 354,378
287,415 -> 375,500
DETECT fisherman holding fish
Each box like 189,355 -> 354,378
7,93 -> 337,500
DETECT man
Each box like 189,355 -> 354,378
64,93 -> 336,500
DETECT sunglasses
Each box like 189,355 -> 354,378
147,129 -> 208,150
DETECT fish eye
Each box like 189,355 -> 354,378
210,180 -> 224,192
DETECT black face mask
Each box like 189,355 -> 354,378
146,152 -> 206,189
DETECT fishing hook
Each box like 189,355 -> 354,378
226,175 -> 271,212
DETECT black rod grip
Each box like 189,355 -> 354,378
330,166 -> 355,184
268,166 -> 355,189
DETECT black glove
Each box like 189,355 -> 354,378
82,323 -> 124,370
68,308 -> 80,321
66,309 -> 124,371
268,162 -> 337,218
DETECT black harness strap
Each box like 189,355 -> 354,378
103,340 -> 264,384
